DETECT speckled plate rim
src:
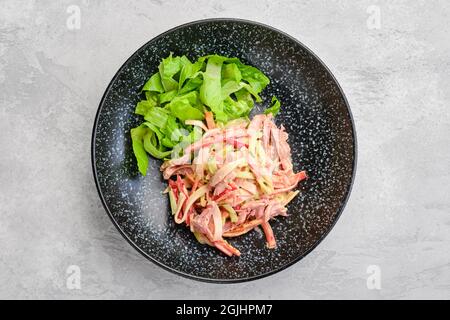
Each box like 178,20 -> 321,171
91,18 -> 357,283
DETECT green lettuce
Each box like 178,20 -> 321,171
199,55 -> 227,122
142,73 -> 164,93
131,53 -> 281,175
264,96 -> 281,116
130,125 -> 149,176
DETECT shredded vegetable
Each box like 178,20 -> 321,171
161,114 -> 307,256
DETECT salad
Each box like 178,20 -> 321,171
131,54 -> 307,256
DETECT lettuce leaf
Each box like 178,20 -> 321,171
162,115 -> 183,144
222,63 -> 242,83
135,100 -> 156,116
179,74 -> 203,94
179,58 -> 205,90
264,96 -> 281,116
130,125 -> 149,175
199,55 -> 227,122
221,80 -> 243,100
159,90 -> 177,104
169,97 -> 204,122
142,122 -> 164,141
142,73 -> 164,93
143,131 -> 171,159
224,96 -> 252,119
238,64 -> 270,94
158,53 -> 183,92
143,106 -> 169,128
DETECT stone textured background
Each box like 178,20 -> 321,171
0,0 -> 449,299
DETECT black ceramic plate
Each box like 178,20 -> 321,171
92,18 -> 356,282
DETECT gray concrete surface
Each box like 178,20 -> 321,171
0,0 -> 449,299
